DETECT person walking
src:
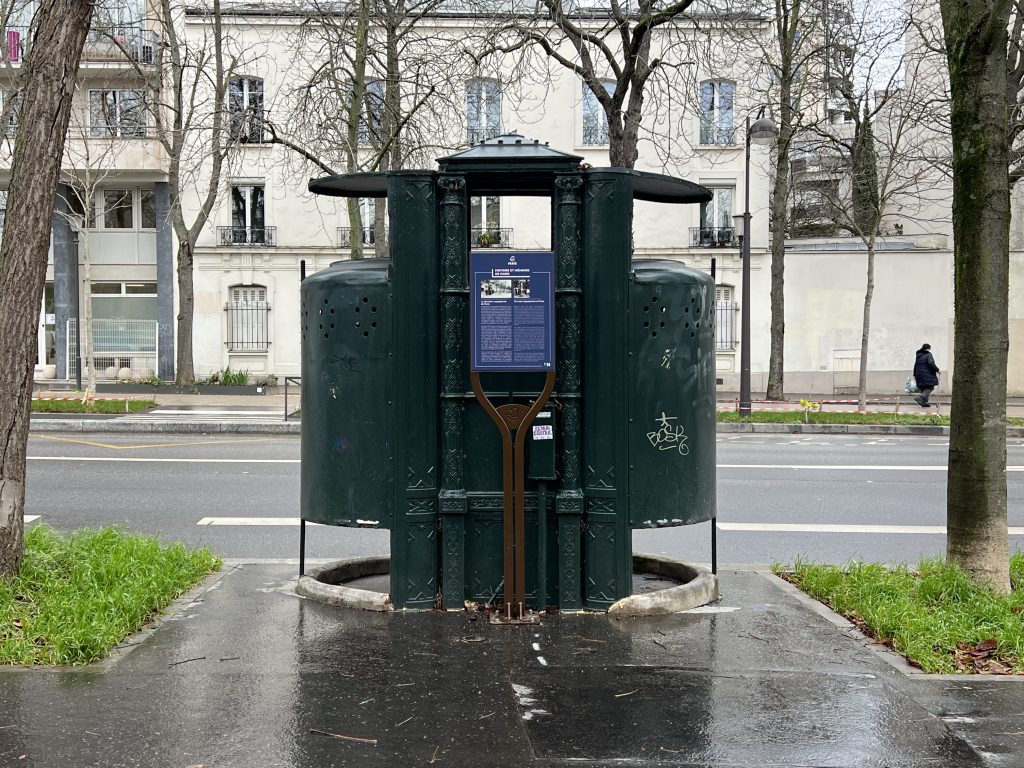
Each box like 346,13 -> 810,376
913,343 -> 940,407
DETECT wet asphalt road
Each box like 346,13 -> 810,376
25,433 -> 1024,565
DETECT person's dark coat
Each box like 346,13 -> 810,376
914,347 -> 939,388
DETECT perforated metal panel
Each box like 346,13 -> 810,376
300,259 -> 393,528
628,260 -> 717,528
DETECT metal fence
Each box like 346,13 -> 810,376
84,24 -> 160,63
715,300 -> 736,351
690,227 -> 739,248
338,226 -> 375,248
218,226 -> 277,246
471,227 -> 514,248
225,301 -> 271,351
67,319 -> 158,377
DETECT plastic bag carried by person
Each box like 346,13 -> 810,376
905,376 -> 918,393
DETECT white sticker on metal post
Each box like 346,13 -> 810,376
532,425 -> 554,440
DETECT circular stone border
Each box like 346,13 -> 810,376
297,552 -> 717,615
608,552 -> 719,617
296,556 -> 393,611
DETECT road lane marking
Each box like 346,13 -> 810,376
28,456 -> 299,464
718,522 -> 1024,535
719,464 -> 1024,471
32,435 -> 276,450
198,517 -> 325,526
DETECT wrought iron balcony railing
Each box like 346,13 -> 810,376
83,24 -> 159,64
337,227 -> 376,248
229,109 -> 266,143
218,226 -> 277,247
471,227 -> 513,248
699,123 -> 736,146
467,126 -> 503,144
690,226 -> 738,248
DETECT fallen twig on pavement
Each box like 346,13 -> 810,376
309,728 -> 377,745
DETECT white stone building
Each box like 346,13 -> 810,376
6,0 -> 1024,394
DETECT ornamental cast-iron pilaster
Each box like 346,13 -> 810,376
553,173 -> 584,609
437,175 -> 469,609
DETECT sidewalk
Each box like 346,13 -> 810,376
0,562 -> 1016,767
26,389 -> 1024,437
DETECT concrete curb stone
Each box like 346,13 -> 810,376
29,418 -> 301,435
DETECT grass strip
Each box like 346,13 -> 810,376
718,410 -> 949,425
776,555 -> 1024,674
717,411 -> 1024,427
31,399 -> 155,414
0,525 -> 220,665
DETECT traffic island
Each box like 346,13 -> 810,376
296,553 -> 718,616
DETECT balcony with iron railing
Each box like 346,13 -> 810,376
690,227 -> 738,248
699,118 -> 736,147
1,23 -> 159,66
467,126 -> 503,144
229,109 -> 267,144
472,227 -> 513,248
218,226 -> 277,247
337,227 -> 375,248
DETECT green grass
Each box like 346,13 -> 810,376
777,555 -> 1024,674
718,411 -> 1024,427
31,399 -> 155,414
0,525 -> 220,665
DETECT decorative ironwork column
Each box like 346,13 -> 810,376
437,175 -> 469,609
389,173 -> 440,608
554,174 -> 584,609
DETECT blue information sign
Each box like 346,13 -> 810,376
470,250 -> 555,372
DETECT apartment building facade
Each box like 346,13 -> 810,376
8,1 -> 1024,394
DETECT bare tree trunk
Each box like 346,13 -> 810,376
346,0 -> 370,260
857,243 -> 875,412
766,131 -> 791,400
82,237 -> 95,393
175,239 -> 196,384
940,0 -> 1011,591
0,0 -> 93,576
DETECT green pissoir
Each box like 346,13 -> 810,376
302,134 -> 716,611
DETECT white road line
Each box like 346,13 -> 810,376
718,522 -> 1024,535
28,457 -> 299,464
719,464 -> 1024,471
25,515 -> 40,523
198,517 -> 325,526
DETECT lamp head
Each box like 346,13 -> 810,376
749,116 -> 779,144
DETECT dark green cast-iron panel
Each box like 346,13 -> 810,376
628,260 -> 716,528
300,259 -> 393,529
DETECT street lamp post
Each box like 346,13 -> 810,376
736,109 -> 779,417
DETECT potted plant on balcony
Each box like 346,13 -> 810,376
477,230 -> 495,247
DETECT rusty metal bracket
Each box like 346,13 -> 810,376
471,369 -> 556,623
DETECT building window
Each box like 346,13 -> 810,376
230,184 -> 267,244
103,189 -> 134,228
470,195 -> 510,247
715,285 -> 736,350
228,77 -> 264,142
582,81 -> 614,146
358,80 -> 385,146
466,78 -> 501,143
139,189 -> 156,228
89,89 -> 147,137
225,284 -> 270,352
2,90 -> 19,137
697,187 -> 734,245
699,81 -> 735,145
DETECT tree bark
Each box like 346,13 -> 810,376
940,0 -> 1011,591
857,243 -> 875,413
174,239 -> 196,384
0,0 -> 93,576
767,119 -> 792,401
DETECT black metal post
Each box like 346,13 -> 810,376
740,115 -> 752,417
299,518 -> 306,577
537,480 -> 547,612
711,516 -> 717,575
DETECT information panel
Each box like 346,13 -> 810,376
470,250 -> 555,372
